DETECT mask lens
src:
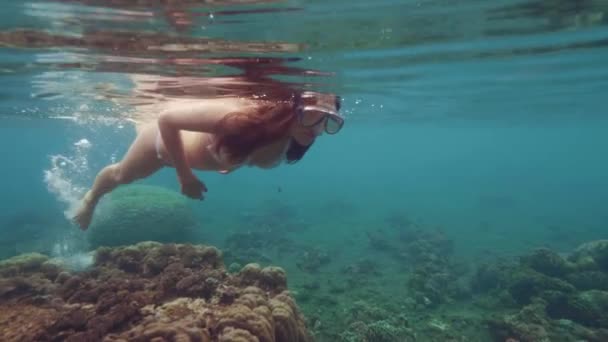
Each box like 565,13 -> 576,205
325,115 -> 344,134
300,109 -> 326,127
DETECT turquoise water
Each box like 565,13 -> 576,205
1,0 -> 608,341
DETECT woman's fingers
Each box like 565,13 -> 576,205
181,179 -> 208,200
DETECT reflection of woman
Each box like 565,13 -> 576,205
73,89 -> 344,230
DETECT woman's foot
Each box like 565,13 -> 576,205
73,190 -> 96,230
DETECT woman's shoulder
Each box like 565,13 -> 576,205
160,96 -> 260,116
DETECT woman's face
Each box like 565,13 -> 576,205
290,93 -> 341,146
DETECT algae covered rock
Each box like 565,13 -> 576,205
545,290 -> 608,328
520,248 -> 573,278
0,253 -> 49,276
566,271 -> 608,291
508,269 -> 575,305
568,240 -> 608,272
87,185 -> 200,248
488,300 -> 551,342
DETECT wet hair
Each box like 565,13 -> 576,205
214,101 -> 295,165
213,91 -> 339,166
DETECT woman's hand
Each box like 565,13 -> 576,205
179,174 -> 208,200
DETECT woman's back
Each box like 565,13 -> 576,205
155,97 -> 289,173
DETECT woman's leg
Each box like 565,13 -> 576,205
73,122 -> 165,230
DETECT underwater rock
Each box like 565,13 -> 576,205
365,230 -> 401,259
520,248 -> 574,278
342,258 -> 381,279
488,300 -> 551,342
472,260 -> 577,306
339,318 -> 413,342
488,296 -> 608,342
471,260 -> 517,293
0,242 -> 313,342
363,320 -> 406,342
347,301 -> 391,323
545,290 -> 608,328
566,271 -> 608,291
223,229 -> 298,267
397,227 -> 466,307
87,185 -> 200,248
568,240 -> 608,272
404,233 -> 453,266
0,252 -> 50,277
296,247 -> 331,273
508,270 -> 575,305
479,241 -> 608,341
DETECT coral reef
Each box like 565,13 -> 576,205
334,299 -> 483,342
87,185 -> 201,248
238,199 -> 307,234
367,222 -> 470,308
339,319 -> 413,342
223,230 -> 296,266
296,247 -> 331,273
357,218 -> 608,342
0,242 -> 313,342
520,248 -> 574,277
399,228 -> 469,307
568,240 -> 608,272
337,301 -> 414,342
224,200 -> 310,267
473,241 -> 608,341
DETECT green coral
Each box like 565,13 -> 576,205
569,240 -> 608,272
0,252 -> 49,276
566,271 -> 608,291
488,300 -> 551,342
543,289 -> 608,330
508,270 -> 575,305
521,248 -> 573,278
87,185 -> 200,248
365,320 -> 403,342
339,319 -> 412,342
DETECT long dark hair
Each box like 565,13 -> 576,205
214,90 -> 339,165
213,101 -> 296,165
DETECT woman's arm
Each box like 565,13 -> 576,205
157,102 -> 227,182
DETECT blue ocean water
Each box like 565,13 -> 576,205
1,0 -> 608,340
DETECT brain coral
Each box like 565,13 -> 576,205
87,185 -> 200,248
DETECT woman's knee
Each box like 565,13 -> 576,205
110,163 -> 136,185
110,158 -> 161,185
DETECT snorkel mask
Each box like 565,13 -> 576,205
295,91 -> 344,134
